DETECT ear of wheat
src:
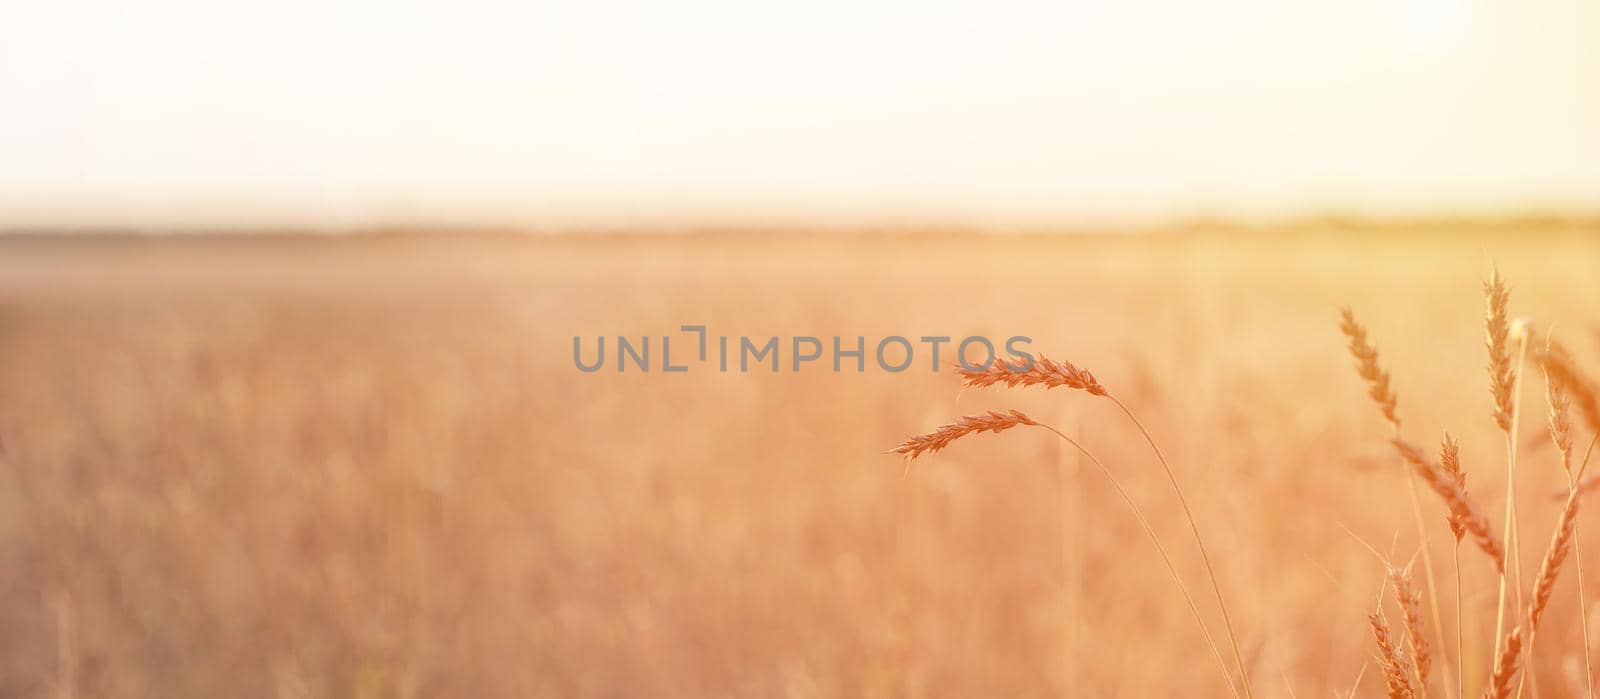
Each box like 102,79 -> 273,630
1547,362 -> 1575,472
1485,270 -> 1516,433
1370,612 -> 1417,699
1483,627 -> 1524,699
1392,438 -> 1505,571
891,410 -> 1038,460
1439,433 -> 1467,542
1529,487 -> 1580,632
957,356 -> 1107,395
1339,307 -> 1456,696
1339,307 -> 1401,429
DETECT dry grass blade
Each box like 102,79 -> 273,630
1371,612 -> 1418,699
1392,438 -> 1505,571
955,352 -> 1254,697
1340,307 -> 1401,429
1485,270 -> 1515,433
956,356 -> 1108,395
1484,627 -> 1524,699
891,409 -> 1038,460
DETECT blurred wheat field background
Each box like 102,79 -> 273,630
1,227 -> 1598,697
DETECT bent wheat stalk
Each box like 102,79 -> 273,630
892,409 -> 1242,698
958,357 -> 1255,698
1486,627 -> 1525,699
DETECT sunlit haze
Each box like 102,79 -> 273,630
2,0 -> 1597,230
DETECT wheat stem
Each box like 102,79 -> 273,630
1577,436 -> 1600,699
1453,542 -> 1463,699
1487,275 -> 1520,674
890,411 -> 1241,697
1106,394 -> 1255,699
1499,329 -> 1532,697
1035,422 -> 1242,699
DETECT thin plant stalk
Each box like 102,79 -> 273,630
890,411 -> 1241,698
1453,542 -> 1463,699
1106,394 -> 1255,699
1035,423 -> 1243,699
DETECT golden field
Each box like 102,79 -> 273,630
1,227 -> 1598,697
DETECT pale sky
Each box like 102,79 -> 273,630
1,0 -> 1596,231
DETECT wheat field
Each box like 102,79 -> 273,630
1,227 -> 1598,697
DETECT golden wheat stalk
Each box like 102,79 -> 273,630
958,356 -> 1108,395
958,355 -> 1255,698
890,409 -> 1039,459
1485,277 -> 1527,678
1372,611 -> 1418,699
1340,308 -> 1457,698
1485,271 -> 1516,432
1440,434 -> 1467,542
1485,627 -> 1524,699
892,410 -> 1242,698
